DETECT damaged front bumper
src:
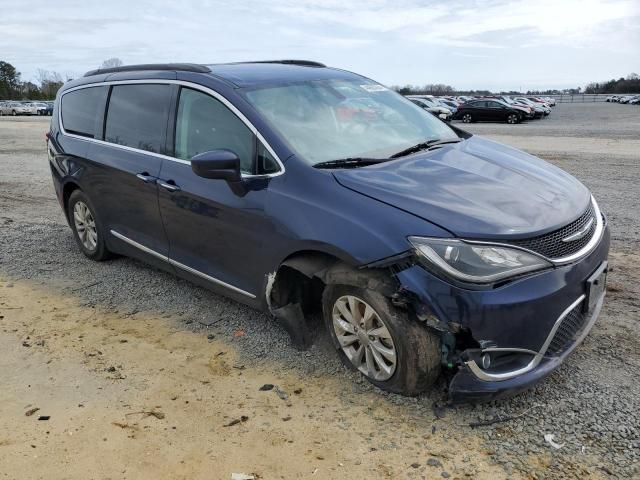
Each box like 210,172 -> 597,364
448,291 -> 604,403
394,225 -> 610,402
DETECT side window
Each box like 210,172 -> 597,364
175,88 -> 254,174
104,84 -> 172,153
257,142 -> 280,174
61,86 -> 109,138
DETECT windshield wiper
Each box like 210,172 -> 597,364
313,157 -> 388,169
390,138 -> 463,159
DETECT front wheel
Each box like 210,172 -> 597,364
462,113 -> 473,123
507,113 -> 519,124
323,284 -> 441,396
11,110 -> 16,116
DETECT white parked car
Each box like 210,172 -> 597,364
0,101 -> 34,116
618,95 -> 636,104
514,97 -> 551,116
407,96 -> 453,121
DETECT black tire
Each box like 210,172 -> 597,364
67,189 -> 111,261
507,113 -> 519,124
11,110 -> 16,116
462,113 -> 473,123
323,283 -> 441,396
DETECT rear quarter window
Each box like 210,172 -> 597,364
104,84 -> 172,154
61,86 -> 109,138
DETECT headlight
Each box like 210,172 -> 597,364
408,237 -> 552,284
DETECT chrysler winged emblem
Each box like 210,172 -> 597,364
562,217 -> 595,243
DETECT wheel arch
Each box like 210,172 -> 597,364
62,180 -> 82,222
266,248 -> 401,350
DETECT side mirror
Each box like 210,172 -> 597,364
191,150 -> 241,182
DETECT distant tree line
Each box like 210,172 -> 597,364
392,75 -> 640,96
0,58 -> 123,100
391,83 -> 587,96
584,73 -> 640,94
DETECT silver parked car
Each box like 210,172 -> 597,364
0,101 -> 34,116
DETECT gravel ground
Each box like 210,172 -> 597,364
1,103 -> 639,478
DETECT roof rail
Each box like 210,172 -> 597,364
84,63 -> 211,77
220,60 -> 326,68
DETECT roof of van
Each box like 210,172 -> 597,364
207,62 -> 360,87
82,61 -> 362,88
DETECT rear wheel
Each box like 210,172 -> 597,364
462,113 -> 473,123
323,284 -> 441,396
67,190 -> 111,261
507,113 -> 519,124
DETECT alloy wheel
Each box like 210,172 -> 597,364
332,295 -> 397,381
462,113 -> 472,123
507,114 -> 518,124
73,201 -> 98,251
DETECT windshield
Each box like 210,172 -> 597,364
242,79 -> 458,165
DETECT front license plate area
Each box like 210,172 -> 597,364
585,261 -> 607,313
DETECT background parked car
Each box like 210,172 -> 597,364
0,101 -> 33,116
513,97 -> 549,117
487,96 -> 534,119
32,102 -> 52,116
407,96 -> 453,121
453,99 -> 523,124
22,102 -> 41,115
436,98 -> 459,114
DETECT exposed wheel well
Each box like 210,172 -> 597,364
62,182 -> 81,220
267,250 -> 401,349
268,251 -> 339,313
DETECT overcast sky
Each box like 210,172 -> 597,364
2,0 -> 639,91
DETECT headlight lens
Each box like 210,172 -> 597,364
408,237 -> 552,284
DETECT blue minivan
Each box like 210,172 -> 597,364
48,61 -> 609,401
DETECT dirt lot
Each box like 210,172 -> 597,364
1,103 -> 639,479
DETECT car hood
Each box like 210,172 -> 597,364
332,136 -> 590,239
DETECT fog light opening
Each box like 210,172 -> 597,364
481,353 -> 491,369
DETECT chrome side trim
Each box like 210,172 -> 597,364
110,230 -> 168,262
466,294 -> 587,382
168,258 -> 256,299
58,79 -> 285,178
481,347 -> 538,355
109,230 -> 256,299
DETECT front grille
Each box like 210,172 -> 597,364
509,203 -> 596,259
546,304 -> 588,356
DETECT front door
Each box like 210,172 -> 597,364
485,101 -> 507,122
157,86 -> 282,300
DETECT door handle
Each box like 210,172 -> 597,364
158,180 -> 181,192
136,172 -> 156,183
